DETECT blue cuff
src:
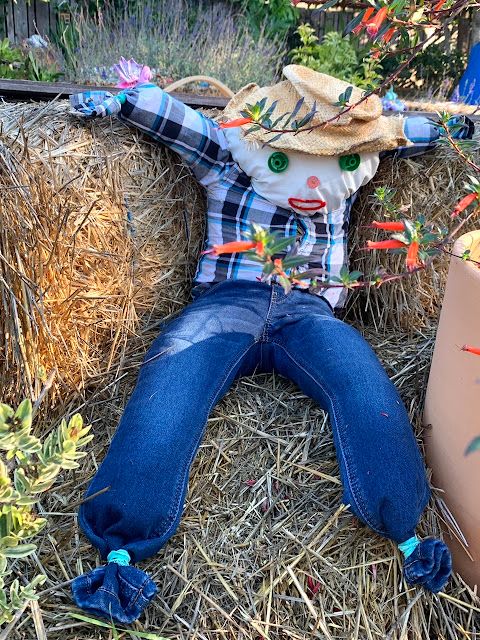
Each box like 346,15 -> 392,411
71,563 -> 157,623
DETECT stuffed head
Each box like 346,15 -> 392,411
223,126 -> 380,214
221,65 -> 408,214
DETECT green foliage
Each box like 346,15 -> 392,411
381,43 -> 466,93
25,52 -> 63,82
0,38 -> 62,82
290,25 -> 382,89
290,26 -> 358,81
65,0 -> 285,91
52,16 -> 79,77
0,400 -> 92,625
0,38 -> 24,79
232,0 -> 299,39
373,186 -> 399,214
71,612 -> 172,638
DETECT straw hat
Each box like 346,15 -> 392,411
223,65 -> 408,156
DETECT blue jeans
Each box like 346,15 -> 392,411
72,280 -> 450,622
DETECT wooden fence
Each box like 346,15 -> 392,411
0,0 -> 62,42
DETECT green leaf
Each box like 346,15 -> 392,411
14,400 -> 32,431
0,537 -> 20,548
343,11 -> 365,37
319,0 -> 340,11
70,613 -> 172,639
17,435 -> 42,454
270,236 -> 295,254
282,255 -> 309,269
0,405 -> 14,423
349,271 -> 363,281
262,261 -> 275,276
284,97 -> 305,127
3,544 -> 37,558
278,275 -> 292,294
265,132 -> 284,145
465,436 -> 480,456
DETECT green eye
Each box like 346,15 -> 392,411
268,152 -> 289,173
339,154 -> 361,171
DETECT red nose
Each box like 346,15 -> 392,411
307,175 -> 320,189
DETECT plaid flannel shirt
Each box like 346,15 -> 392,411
71,85 -> 474,310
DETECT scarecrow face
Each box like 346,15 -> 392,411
223,128 -> 380,214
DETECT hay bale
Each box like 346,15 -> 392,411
1,101 -> 480,638
346,146 -> 480,333
0,101 -> 205,405
404,99 -> 479,116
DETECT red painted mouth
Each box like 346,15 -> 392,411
288,197 -> 326,212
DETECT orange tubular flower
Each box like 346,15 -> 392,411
382,27 -> 396,43
204,240 -> 257,256
451,192 -> 478,218
274,258 -> 287,277
405,241 -> 420,271
433,0 -> 446,11
255,241 -> 265,256
371,220 -> 405,231
352,7 -> 375,35
366,6 -> 389,38
461,344 -> 480,356
365,239 -> 405,250
219,117 -> 253,129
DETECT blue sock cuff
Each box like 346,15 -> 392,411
398,535 -> 420,559
107,549 -> 131,566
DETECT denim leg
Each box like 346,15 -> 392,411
272,296 -> 430,543
79,280 -> 271,563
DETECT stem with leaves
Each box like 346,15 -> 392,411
0,399 -> 92,625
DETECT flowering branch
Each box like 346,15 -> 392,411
220,1 -> 476,140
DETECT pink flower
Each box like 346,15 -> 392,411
113,57 -> 152,89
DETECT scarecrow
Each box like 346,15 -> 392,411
70,60 -> 473,623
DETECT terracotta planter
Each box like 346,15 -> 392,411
424,230 -> 480,588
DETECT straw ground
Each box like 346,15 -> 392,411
0,101 -> 479,639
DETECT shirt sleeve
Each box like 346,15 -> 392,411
118,83 -> 232,187
380,114 -> 475,160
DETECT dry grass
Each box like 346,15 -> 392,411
0,100 -> 205,406
403,100 -> 479,116
346,143 -> 480,333
1,101 -> 479,639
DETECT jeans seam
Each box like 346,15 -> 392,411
273,341 -> 384,535
153,340 -> 258,542
128,575 -> 150,609
97,586 -> 121,603
85,574 -> 92,596
261,286 -> 276,343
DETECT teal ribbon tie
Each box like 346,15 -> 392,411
107,549 -> 131,566
398,535 -> 420,559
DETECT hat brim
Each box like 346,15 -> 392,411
222,78 -> 408,157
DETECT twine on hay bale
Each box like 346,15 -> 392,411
1,101 -> 479,638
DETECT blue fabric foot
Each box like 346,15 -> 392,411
71,562 -> 157,623
403,538 -> 452,593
